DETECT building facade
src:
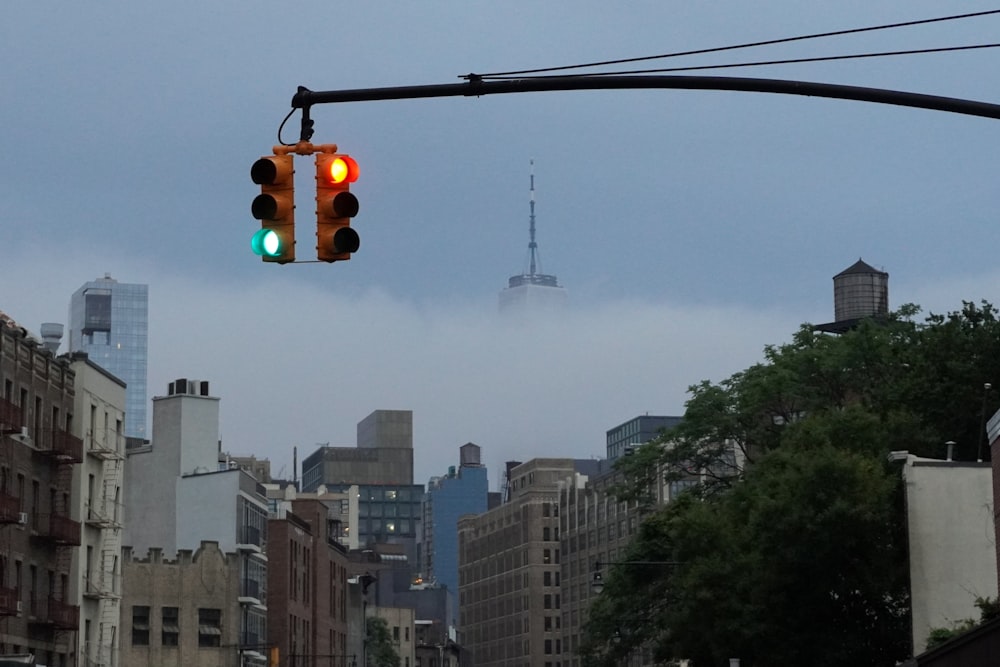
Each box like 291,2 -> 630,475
123,379 -> 269,666
604,416 -> 682,462
267,498 -> 351,667
558,467 -> 650,667
375,606 -> 415,667
901,452 -> 997,654
301,410 -> 421,560
70,356 -> 126,667
0,319 -> 84,666
422,444 -> 488,600
120,542 -> 247,667
67,275 -> 149,441
302,410 -> 415,491
459,459 -> 589,667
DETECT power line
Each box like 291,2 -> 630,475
470,9 -> 1000,79
483,43 -> 1000,80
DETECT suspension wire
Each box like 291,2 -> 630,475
469,8 -> 1000,79
482,43 -> 1000,80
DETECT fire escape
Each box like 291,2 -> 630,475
0,395 -> 25,619
83,426 -> 125,667
31,422 -> 84,638
0,392 -> 84,636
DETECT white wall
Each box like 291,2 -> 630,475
905,455 -> 998,653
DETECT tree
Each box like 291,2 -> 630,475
584,444 -> 909,666
587,302 -> 1000,666
366,617 -> 400,667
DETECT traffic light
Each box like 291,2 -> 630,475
315,154 -> 360,262
250,154 -> 295,264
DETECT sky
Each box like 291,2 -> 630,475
4,2 -> 1000,488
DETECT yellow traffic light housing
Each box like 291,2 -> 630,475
251,155 -> 295,264
315,154 -> 360,262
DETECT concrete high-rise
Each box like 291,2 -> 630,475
458,458 -> 603,667
68,274 -> 149,441
301,410 -> 423,560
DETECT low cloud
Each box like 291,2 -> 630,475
15,247 -> 988,489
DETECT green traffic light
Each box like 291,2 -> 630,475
251,229 -> 282,257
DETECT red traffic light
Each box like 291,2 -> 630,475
315,153 -> 360,263
320,155 -> 359,185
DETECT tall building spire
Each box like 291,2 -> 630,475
498,161 -> 568,314
529,159 -> 538,277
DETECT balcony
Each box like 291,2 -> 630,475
37,429 -> 83,463
83,574 -> 119,600
238,578 -> 264,606
236,525 -> 263,552
87,429 -> 123,460
29,596 -> 80,629
0,587 -> 20,616
0,492 -> 21,523
0,396 -> 23,433
38,513 -> 82,546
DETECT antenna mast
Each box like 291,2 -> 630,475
528,159 -> 538,277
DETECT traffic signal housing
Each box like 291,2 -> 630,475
251,155 -> 295,263
315,154 -> 360,262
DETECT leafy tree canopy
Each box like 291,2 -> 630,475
585,302 -> 1000,666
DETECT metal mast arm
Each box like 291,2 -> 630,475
291,75 -> 1000,121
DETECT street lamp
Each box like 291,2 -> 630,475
591,559 -> 682,594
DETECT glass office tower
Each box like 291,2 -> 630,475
68,274 -> 149,440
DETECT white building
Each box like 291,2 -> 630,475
124,379 -> 269,665
900,452 -> 997,654
70,355 -> 127,667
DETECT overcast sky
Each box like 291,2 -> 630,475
5,2 -> 1000,487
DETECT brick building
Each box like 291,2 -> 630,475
267,498 -> 351,667
0,319 -> 84,666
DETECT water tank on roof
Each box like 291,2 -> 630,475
833,259 -> 888,322
40,323 -> 64,354
460,442 -> 481,466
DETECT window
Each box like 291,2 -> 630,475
162,607 -> 179,646
198,608 -> 222,647
132,606 -> 150,646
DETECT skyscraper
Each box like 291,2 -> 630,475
422,443 -> 488,597
68,274 -> 149,440
498,161 -> 568,315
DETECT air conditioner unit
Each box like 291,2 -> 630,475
17,512 -> 28,525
